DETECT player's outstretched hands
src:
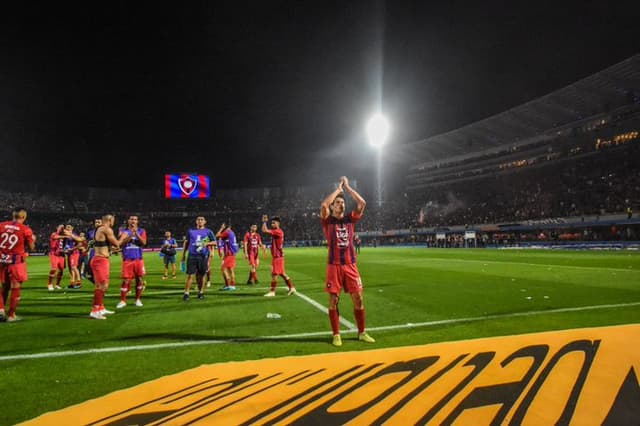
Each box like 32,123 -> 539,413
340,176 -> 349,189
262,214 -> 269,222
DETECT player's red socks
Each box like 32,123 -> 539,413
135,278 -> 143,300
329,309 -> 341,335
55,271 -> 63,288
120,280 -> 131,302
47,270 -> 56,285
270,280 -> 277,291
285,278 -> 293,289
354,309 -> 366,334
8,287 -> 21,317
93,289 -> 105,312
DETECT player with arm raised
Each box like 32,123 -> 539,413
261,215 -> 295,297
320,176 -> 374,347
216,222 -> 239,291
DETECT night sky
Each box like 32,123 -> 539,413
1,1 -> 638,190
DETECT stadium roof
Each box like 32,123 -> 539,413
403,54 -> 640,168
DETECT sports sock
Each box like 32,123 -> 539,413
8,287 -> 21,317
329,308 -> 340,335
354,309 -> 366,334
93,289 -> 105,312
285,277 -> 293,289
120,280 -> 130,302
270,280 -> 277,291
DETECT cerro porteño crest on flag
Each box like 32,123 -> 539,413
178,175 -> 198,196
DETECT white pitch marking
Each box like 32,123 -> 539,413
294,291 -> 356,330
1,301 -> 638,362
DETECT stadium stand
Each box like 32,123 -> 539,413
1,55 -> 638,249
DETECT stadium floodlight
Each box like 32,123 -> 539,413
366,113 -> 390,148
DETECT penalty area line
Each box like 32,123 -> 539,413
1,301 -> 638,362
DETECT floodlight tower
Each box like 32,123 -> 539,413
366,113 -> 390,207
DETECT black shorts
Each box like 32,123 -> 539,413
187,255 -> 208,276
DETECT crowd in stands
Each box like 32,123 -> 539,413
1,130 -> 639,249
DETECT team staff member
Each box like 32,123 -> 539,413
216,223 -> 239,291
116,215 -> 147,308
182,216 -> 216,301
161,231 -> 178,280
320,176 -> 374,347
89,214 -> 130,320
0,208 -> 35,322
261,215 -> 295,297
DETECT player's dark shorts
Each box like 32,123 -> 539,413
163,254 -> 176,266
187,255 -> 208,276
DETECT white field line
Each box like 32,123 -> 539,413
294,291 -> 357,330
1,301 -> 638,362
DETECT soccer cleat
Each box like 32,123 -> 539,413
89,311 -> 106,320
332,335 -> 342,347
116,301 -> 127,309
206,281 -> 211,288
172,274 -> 177,279
68,283 -> 82,289
7,315 -> 20,323
135,299 -> 143,307
221,286 -> 236,291
0,309 -> 6,322
287,288 -> 297,296
183,293 -> 190,302
100,308 -> 115,315
197,292 -> 205,299
55,284 -> 62,290
358,332 -> 376,343
161,275 -> 167,280
264,291 -> 276,297
47,284 -> 54,291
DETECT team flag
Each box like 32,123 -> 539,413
164,174 -> 211,199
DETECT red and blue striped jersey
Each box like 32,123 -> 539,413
321,211 -> 362,265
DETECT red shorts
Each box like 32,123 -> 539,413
121,259 -> 146,279
0,262 -> 28,284
271,257 -> 285,275
68,252 -> 80,268
50,253 -> 65,270
222,255 -> 236,269
325,263 -> 363,294
247,253 -> 260,267
90,256 -> 110,285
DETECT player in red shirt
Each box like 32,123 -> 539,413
0,207 -> 35,322
320,176 -> 374,347
47,224 -> 67,291
261,214 -> 295,297
64,224 -> 86,289
243,224 -> 265,285
89,214 -> 130,320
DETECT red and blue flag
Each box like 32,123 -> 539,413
164,174 -> 211,199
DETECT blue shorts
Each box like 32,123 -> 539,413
163,254 -> 176,265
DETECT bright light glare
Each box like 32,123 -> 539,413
366,113 -> 390,147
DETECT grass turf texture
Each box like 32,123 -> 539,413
1,247 -> 639,425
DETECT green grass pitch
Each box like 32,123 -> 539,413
1,247 -> 639,425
